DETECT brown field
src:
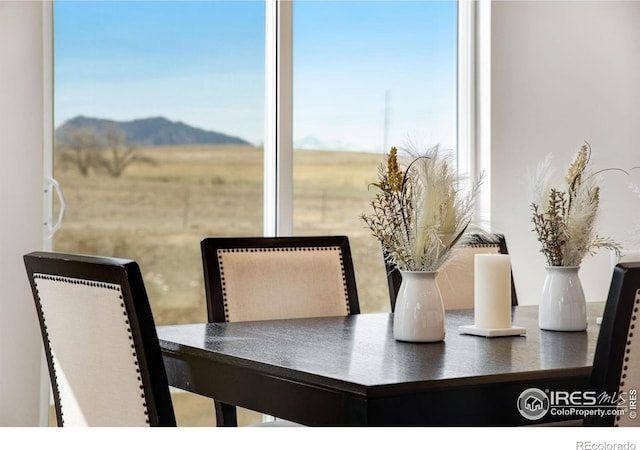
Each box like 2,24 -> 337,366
52,144 -> 390,426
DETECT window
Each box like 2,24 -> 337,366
53,0 -> 264,325
50,0 -> 460,425
292,0 -> 458,313
53,0 -> 265,426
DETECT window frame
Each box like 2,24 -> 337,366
458,0 -> 486,221
44,0 -> 474,240
268,0 -> 477,237
41,0 -> 476,421
264,0 -> 293,236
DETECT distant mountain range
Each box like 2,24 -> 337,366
294,135 -> 368,152
55,116 -> 252,146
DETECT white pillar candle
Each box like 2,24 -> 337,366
474,254 -> 512,329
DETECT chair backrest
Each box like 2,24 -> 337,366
201,236 -> 360,426
23,251 -> 175,427
385,233 -> 518,311
586,262 -> 640,427
201,236 -> 360,323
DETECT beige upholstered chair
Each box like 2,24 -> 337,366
24,251 -> 176,427
586,262 -> 640,427
385,233 -> 518,311
200,235 -> 360,426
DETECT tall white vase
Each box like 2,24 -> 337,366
393,270 -> 445,342
539,266 -> 587,331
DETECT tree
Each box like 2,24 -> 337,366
57,127 -> 100,176
95,125 -> 155,178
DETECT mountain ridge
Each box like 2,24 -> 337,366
55,116 -> 252,147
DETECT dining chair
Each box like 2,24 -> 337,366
200,235 -> 360,426
385,233 -> 518,311
23,251 -> 176,427
585,261 -> 640,427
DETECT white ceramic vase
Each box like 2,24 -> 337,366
393,270 -> 445,342
539,266 -> 587,331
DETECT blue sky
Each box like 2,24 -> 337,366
54,0 -> 457,153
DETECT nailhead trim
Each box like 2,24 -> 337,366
32,274 -> 149,425
465,243 -> 500,248
217,247 -> 350,321
615,288 -> 640,426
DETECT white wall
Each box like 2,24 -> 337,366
0,1 -> 47,425
491,0 -> 640,305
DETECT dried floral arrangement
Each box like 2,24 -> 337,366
529,143 -> 621,266
361,146 -> 481,272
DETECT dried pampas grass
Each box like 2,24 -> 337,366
529,142 -> 621,266
362,145 -> 482,272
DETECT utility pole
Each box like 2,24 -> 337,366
383,89 -> 390,153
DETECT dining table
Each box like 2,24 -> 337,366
157,302 -> 605,426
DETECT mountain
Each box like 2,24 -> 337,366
294,135 -> 371,152
55,116 -> 252,146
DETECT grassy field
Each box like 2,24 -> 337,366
54,144 -> 390,321
52,144 -> 390,426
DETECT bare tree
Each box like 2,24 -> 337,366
57,127 -> 100,176
95,125 -> 154,178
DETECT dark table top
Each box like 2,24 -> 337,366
158,303 -> 604,404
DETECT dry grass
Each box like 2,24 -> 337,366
52,144 -> 390,426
